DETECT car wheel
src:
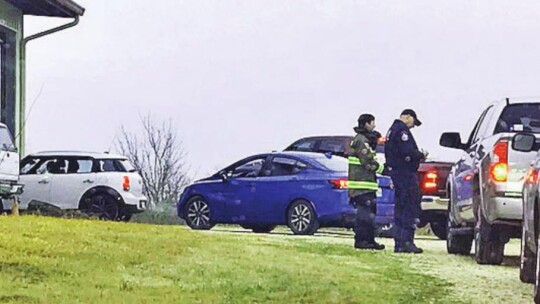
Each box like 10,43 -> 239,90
474,206 -> 504,265
430,219 -> 447,240
521,212 -> 536,283
89,194 -> 119,220
376,223 -> 395,238
248,225 -> 276,233
287,200 -> 319,235
185,197 -> 214,230
535,227 -> 540,304
447,212 -> 473,255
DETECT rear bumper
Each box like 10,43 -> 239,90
122,192 -> 148,213
421,196 -> 448,212
486,195 -> 522,223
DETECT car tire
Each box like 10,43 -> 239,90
246,225 -> 276,233
535,228 -> 540,304
474,206 -> 504,265
185,196 -> 214,230
287,200 -> 319,235
521,214 -> 536,283
88,194 -> 119,221
447,212 -> 473,255
431,219 -> 447,240
376,223 -> 395,238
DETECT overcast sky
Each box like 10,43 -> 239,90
23,1 -> 540,178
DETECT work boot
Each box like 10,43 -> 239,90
395,242 -> 423,254
355,241 -> 385,250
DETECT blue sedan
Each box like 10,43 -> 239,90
177,151 -> 393,235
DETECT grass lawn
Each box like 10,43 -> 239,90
0,216 -> 531,303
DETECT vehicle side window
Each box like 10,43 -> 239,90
20,157 -> 41,175
230,158 -> 266,178
467,108 -> 489,147
35,158 -> 67,175
475,106 -> 495,140
66,158 -> 93,174
289,139 -> 317,152
319,139 -> 346,154
267,157 -> 307,176
95,159 -> 128,172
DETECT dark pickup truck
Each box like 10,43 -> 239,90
285,135 -> 453,239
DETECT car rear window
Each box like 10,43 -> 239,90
495,103 -> 540,134
313,156 -> 348,172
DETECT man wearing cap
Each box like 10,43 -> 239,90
385,109 -> 428,254
348,113 -> 385,250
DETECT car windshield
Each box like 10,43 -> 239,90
495,103 -> 540,134
0,126 -> 15,152
313,156 -> 348,172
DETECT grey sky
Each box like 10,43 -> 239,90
23,1 -> 540,178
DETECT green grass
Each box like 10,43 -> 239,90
0,216 -> 457,304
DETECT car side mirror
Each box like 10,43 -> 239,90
512,133 -> 536,152
219,170 -> 229,182
440,132 -> 465,150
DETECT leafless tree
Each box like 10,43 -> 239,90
116,115 -> 190,206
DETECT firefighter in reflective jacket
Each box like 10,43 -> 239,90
385,109 -> 427,254
348,114 -> 385,250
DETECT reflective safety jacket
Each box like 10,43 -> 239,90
348,128 -> 384,198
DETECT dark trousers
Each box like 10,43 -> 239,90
390,171 -> 421,247
350,192 -> 377,244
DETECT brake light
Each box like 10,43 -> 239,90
490,140 -> 509,182
423,171 -> 438,190
329,178 -> 348,189
123,176 -> 131,191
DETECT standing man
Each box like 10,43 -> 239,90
348,114 -> 385,250
385,109 -> 427,254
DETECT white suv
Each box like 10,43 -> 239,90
14,151 -> 147,220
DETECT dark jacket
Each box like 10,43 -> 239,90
348,126 -> 384,198
384,120 -> 423,173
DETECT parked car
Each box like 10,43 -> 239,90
285,135 -> 452,239
14,151 -> 147,220
0,123 -> 23,213
441,98 -> 540,265
508,133 -> 540,303
177,151 -> 394,234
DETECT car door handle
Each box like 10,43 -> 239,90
38,180 -> 49,184
83,179 -> 94,184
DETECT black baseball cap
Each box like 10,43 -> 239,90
401,109 -> 422,126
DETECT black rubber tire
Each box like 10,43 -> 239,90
249,225 -> 276,233
534,229 -> 540,304
521,222 -> 536,283
375,223 -> 395,238
184,196 -> 214,230
447,213 -> 473,255
87,194 -> 119,221
287,200 -> 319,235
474,206 -> 504,265
431,219 -> 447,240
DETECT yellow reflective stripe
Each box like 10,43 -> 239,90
348,156 -> 361,165
376,163 -> 384,174
347,181 -> 379,190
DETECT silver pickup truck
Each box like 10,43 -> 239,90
440,98 -> 540,265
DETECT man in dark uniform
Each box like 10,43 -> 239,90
348,114 -> 385,250
385,109 -> 427,254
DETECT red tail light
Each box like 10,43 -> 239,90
123,176 -> 131,191
490,140 -> 509,182
329,178 -> 348,189
423,171 -> 438,190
